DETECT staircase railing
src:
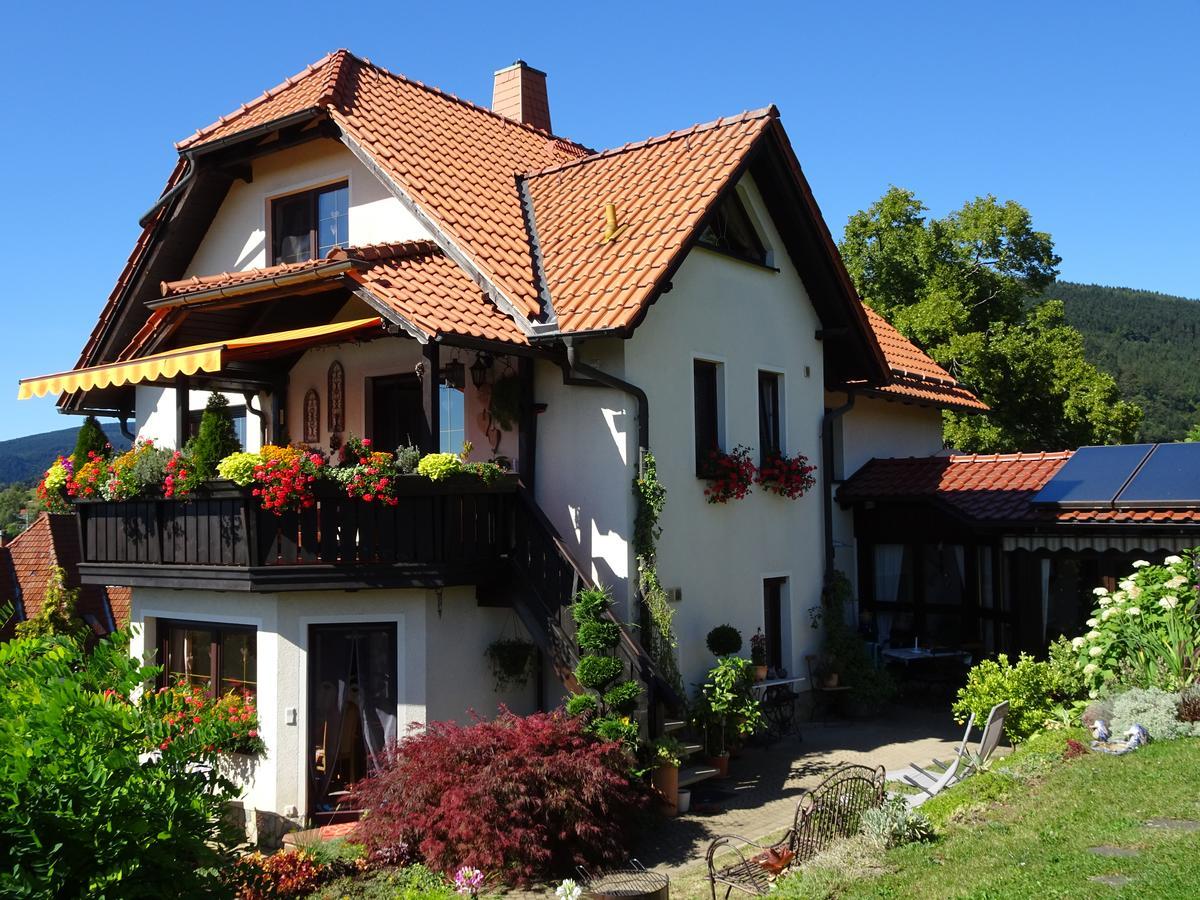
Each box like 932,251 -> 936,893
507,488 -> 684,734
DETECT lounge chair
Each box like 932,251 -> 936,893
899,700 -> 1010,807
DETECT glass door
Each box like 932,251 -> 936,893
308,623 -> 398,824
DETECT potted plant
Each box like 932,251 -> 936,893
484,637 -> 536,691
750,628 -> 768,682
696,656 -> 763,776
650,736 -> 684,815
706,624 -> 743,658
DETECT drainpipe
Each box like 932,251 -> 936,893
118,415 -> 136,442
138,151 -> 198,229
242,392 -> 267,446
564,339 -> 649,477
821,391 -> 856,583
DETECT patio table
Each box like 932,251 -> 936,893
880,647 -> 972,666
751,676 -> 807,743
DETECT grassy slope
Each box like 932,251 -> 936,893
843,737 -> 1200,899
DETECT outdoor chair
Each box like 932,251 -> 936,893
705,764 -> 886,898
805,655 -> 851,722
900,700 -> 1009,807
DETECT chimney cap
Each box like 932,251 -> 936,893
494,59 -> 547,77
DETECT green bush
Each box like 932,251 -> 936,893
0,625 -> 241,896
314,864 -> 455,900
603,679 -> 643,714
14,567 -> 84,639
189,393 -> 242,481
860,796 -> 936,849
416,452 -> 463,481
705,624 -> 743,657
952,653 -> 1060,743
566,693 -> 598,718
217,451 -> 260,486
71,415 -> 110,474
577,619 -> 621,653
394,443 -> 421,474
1110,686 -> 1200,741
575,655 -> 624,691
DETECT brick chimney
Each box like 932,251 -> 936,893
492,60 -> 552,132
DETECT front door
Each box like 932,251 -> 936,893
308,623 -> 398,824
370,374 -> 427,452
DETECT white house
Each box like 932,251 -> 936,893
18,51 -> 984,839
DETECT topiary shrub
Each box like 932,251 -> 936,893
565,694 -> 598,718
571,586 -> 612,625
71,415 -> 110,474
575,655 -> 623,691
706,624 -> 743,657
603,680 -> 643,715
189,393 -> 242,481
350,710 -> 648,886
577,620 -> 621,653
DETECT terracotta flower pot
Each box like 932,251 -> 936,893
822,672 -> 840,689
754,665 -> 769,682
652,764 -> 680,816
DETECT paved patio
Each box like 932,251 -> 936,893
633,703 -> 963,883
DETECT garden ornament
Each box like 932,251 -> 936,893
1090,722 -> 1150,755
1090,719 -> 1110,742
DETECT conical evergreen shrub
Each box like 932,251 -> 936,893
71,416 -> 110,473
188,393 -> 242,481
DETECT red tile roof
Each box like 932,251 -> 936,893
852,305 -> 987,412
838,451 -> 1200,525
524,109 -> 774,333
0,514 -> 124,638
151,241 -> 526,346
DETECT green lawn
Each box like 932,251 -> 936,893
778,734 -> 1200,899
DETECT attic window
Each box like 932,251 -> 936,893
271,182 -> 349,264
697,192 -> 767,266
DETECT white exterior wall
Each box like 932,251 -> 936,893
130,584 -> 534,826
830,395 -> 945,596
186,139 -> 427,277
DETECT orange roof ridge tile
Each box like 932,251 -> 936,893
177,50 -> 342,149
524,105 -> 779,180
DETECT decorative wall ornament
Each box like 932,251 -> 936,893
303,389 -> 320,444
327,361 -> 345,433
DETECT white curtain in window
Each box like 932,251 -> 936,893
874,544 -> 905,647
1040,558 -> 1052,643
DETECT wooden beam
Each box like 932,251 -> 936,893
422,342 -> 440,453
175,374 -> 190,449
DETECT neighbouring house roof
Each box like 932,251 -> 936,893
0,513 -> 128,640
64,48 -> 893,407
849,305 -> 988,412
838,451 -> 1200,526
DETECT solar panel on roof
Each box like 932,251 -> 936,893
1031,444 -> 1155,508
1115,443 -> 1200,508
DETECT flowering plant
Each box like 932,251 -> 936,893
1071,554 -> 1200,695
337,438 -> 402,505
252,445 -> 325,514
750,627 -> 768,666
68,451 -> 108,500
144,680 -> 266,758
555,879 -> 583,900
703,445 -> 755,504
104,439 -> 171,500
453,866 -> 485,896
163,449 -> 204,499
755,450 -> 816,499
37,456 -> 74,513
226,849 -> 325,899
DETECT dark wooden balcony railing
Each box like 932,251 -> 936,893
76,475 -> 519,591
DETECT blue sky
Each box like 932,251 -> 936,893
3,0 -> 1196,440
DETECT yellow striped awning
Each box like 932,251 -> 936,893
18,317 -> 384,400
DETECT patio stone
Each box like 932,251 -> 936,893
1144,817 -> 1200,831
1089,874 -> 1132,887
1087,846 -> 1140,858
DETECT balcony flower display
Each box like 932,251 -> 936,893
755,450 -> 817,499
68,451 -> 109,500
339,438 -> 403,506
703,445 -> 756,504
37,456 -> 74,513
252,445 -> 325,514
105,440 -> 172,501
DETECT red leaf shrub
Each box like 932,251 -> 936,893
350,709 -> 648,886
227,850 -> 325,899
1063,738 -> 1088,760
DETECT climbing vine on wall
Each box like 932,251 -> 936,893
633,451 -> 683,697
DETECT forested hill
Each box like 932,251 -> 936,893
0,422 -> 128,485
1036,281 -> 1200,442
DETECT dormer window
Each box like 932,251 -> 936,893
697,191 -> 768,266
271,181 -> 349,264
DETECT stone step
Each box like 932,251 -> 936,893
662,719 -> 687,733
679,764 -> 720,788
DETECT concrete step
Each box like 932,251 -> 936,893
662,719 -> 687,733
679,764 -> 720,788
681,742 -> 704,757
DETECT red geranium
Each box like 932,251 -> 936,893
251,445 -> 324,515
755,450 -> 816,500
703,445 -> 756,504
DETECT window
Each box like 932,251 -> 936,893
758,371 -> 782,462
187,404 -> 247,448
763,577 -> 788,671
439,382 -> 465,453
271,181 -> 349,264
697,192 -> 767,265
693,360 -> 722,475
159,620 -> 257,698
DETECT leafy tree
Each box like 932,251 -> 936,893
0,483 -> 39,537
840,188 -> 1141,451
14,566 -> 84,639
0,623 -> 242,896
188,392 -> 242,481
70,415 -> 110,474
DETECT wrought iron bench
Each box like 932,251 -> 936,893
705,763 -> 886,898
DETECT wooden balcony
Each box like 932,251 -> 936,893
76,475 -> 519,591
